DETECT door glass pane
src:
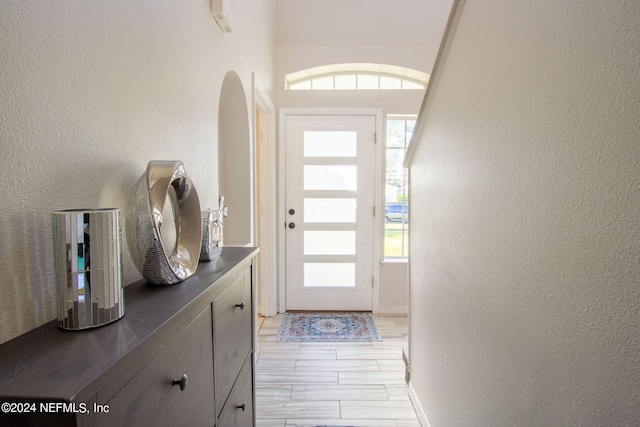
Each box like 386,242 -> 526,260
334,74 -> 357,90
304,231 -> 355,255
289,80 -> 311,90
304,198 -> 356,223
357,74 -> 379,89
384,117 -> 415,259
304,131 -> 357,157
304,165 -> 357,191
384,224 -> 409,257
304,263 -> 355,288
401,80 -> 425,89
380,76 -> 402,89
311,76 -> 334,90
386,119 -> 407,147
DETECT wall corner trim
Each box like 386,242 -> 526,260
403,0 -> 466,168
409,381 -> 431,427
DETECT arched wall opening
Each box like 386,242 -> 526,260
218,70 -> 252,246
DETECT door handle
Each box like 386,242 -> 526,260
289,208 -> 295,215
288,222 -> 295,229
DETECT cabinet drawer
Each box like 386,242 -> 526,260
217,353 -> 254,427
213,269 -> 251,414
102,308 -> 215,426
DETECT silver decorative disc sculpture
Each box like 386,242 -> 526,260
52,208 -> 125,330
126,161 -> 202,285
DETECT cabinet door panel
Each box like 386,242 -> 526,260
213,269 -> 252,414
217,353 -> 254,427
102,308 -> 215,427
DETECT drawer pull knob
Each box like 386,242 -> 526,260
237,403 -> 246,411
172,374 -> 188,391
235,301 -> 245,310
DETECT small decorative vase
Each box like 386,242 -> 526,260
200,195 -> 228,261
52,208 -> 125,330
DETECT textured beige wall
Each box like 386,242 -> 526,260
0,0 -> 275,344
378,261 -> 408,313
408,0 -> 640,424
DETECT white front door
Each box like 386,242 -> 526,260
285,115 -> 376,310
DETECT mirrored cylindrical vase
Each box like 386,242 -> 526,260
52,208 -> 125,330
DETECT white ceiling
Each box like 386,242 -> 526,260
276,0 -> 454,46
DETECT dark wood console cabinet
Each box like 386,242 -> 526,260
0,247 -> 258,427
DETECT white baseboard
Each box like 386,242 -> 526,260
376,305 -> 408,314
409,381 -> 430,427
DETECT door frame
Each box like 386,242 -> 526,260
278,108 -> 384,313
252,74 -> 277,317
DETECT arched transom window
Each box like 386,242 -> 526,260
285,63 -> 429,90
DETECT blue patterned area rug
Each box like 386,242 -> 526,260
277,312 -> 382,342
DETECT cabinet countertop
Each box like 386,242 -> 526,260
0,246 -> 258,403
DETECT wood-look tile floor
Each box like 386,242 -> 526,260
256,314 -> 420,427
